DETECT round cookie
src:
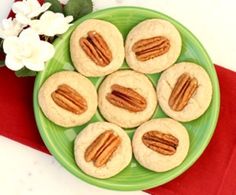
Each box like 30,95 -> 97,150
157,62 -> 212,122
98,70 -> 157,128
74,122 -> 132,179
132,118 -> 189,172
38,71 -> 97,127
70,19 -> 124,77
125,19 -> 182,74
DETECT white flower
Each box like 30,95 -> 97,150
30,11 -> 73,36
0,18 -> 24,39
3,28 -> 55,71
12,0 -> 51,24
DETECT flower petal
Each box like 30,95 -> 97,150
2,18 -> 12,30
0,18 -> 24,39
5,55 -> 24,71
15,13 -> 31,25
20,40 -> 54,71
19,28 -> 40,42
53,24 -> 70,35
13,0 -> 51,20
38,41 -> 55,61
41,3 -> 51,12
41,10 -> 54,20
65,16 -> 73,23
24,61 -> 45,71
28,1 -> 51,18
28,0 -> 41,7
29,20 -> 43,34
12,1 -> 30,15
28,11 -> 73,36
0,29 -> 7,39
3,37 -> 20,54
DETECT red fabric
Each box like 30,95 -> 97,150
0,67 -> 49,153
1,0 -> 236,193
0,65 -> 236,195
145,65 -> 236,195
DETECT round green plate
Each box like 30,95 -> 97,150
33,7 -> 220,191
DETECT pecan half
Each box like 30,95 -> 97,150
85,130 -> 121,167
80,31 -> 112,67
106,84 -> 147,112
51,84 -> 87,114
132,36 -> 170,61
168,73 -> 198,111
142,130 -> 179,155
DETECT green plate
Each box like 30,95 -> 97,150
33,7 -> 220,191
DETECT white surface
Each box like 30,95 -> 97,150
0,0 -> 14,21
94,0 -> 236,71
0,0 -> 236,195
0,136 -> 142,195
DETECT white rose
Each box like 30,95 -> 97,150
12,0 -> 51,24
0,18 -> 24,39
3,28 -> 55,71
30,11 -> 73,36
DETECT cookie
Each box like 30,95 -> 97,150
157,62 -> 212,122
74,122 -> 132,179
125,19 -> 182,74
38,71 -> 97,127
70,19 -> 124,77
98,70 -> 157,128
132,118 -> 189,172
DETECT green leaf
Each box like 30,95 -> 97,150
64,0 -> 93,21
0,38 -> 5,67
15,68 -> 37,77
0,38 -> 3,53
0,61 -> 5,67
46,0 -> 63,13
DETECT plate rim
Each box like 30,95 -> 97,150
33,6 -> 220,191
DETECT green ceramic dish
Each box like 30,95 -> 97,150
33,7 -> 220,191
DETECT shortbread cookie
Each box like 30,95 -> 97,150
157,62 -> 212,122
125,19 -> 182,74
70,19 -> 124,77
98,70 -> 157,128
74,122 -> 132,179
132,118 -> 189,172
38,71 -> 97,127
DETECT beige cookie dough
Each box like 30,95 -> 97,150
70,19 -> 124,77
132,118 -> 189,172
125,19 -> 182,74
98,70 -> 157,128
157,62 -> 213,122
74,122 -> 132,179
38,71 -> 97,127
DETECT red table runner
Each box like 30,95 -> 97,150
1,0 -> 236,194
